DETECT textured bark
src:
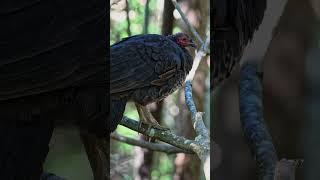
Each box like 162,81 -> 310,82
173,0 -> 209,179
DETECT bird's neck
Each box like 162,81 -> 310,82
167,35 -> 185,49
167,35 -> 177,42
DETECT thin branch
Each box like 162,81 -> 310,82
184,80 -> 210,180
169,1 -> 211,179
119,116 -> 194,153
170,0 -> 205,47
185,35 -> 210,82
111,133 -> 192,154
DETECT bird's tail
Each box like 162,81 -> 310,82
0,113 -> 54,180
110,98 -> 127,133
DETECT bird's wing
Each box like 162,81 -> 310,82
110,34 -> 185,96
0,0 -> 107,101
212,0 -> 266,90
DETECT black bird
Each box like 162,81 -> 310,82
212,0 -> 267,90
110,33 -> 195,132
0,0 -> 107,179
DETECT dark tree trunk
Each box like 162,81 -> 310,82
161,0 -> 175,35
125,0 -> 131,36
143,0 -> 150,34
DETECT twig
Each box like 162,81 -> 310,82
183,29 -> 211,180
170,0 -> 204,46
111,133 -> 192,154
185,35 -> 210,82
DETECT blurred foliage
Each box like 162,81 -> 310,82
44,129 -> 92,180
110,0 -> 161,44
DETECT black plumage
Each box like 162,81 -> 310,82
0,0 -> 107,179
110,33 -> 194,132
212,0 -> 267,90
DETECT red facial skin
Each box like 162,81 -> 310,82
175,33 -> 196,48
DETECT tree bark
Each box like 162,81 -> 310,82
173,0 -> 209,179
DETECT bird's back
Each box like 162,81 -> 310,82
111,34 -> 193,105
0,0 -> 107,101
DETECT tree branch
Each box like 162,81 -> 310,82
239,63 -> 278,180
119,116 -> 194,153
170,0 -> 207,51
170,0 -> 211,179
111,133 -> 192,154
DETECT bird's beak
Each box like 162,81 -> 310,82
189,40 -> 197,48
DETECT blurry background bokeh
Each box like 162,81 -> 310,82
212,0 -> 319,179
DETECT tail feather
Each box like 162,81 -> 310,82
0,115 -> 54,180
110,98 -> 127,133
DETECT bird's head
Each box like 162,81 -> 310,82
172,33 -> 197,49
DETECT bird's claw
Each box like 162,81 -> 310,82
138,121 -> 170,132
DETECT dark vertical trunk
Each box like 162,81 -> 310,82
161,0 -> 175,35
143,0 -> 150,34
125,0 -> 131,36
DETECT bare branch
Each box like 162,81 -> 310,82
185,35 -> 210,82
169,1 -> 211,179
119,116 -> 194,153
184,80 -> 210,180
170,0 -> 204,46
111,133 -> 192,154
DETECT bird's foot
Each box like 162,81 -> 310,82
147,122 -> 170,131
138,121 -> 170,131
138,121 -> 169,142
